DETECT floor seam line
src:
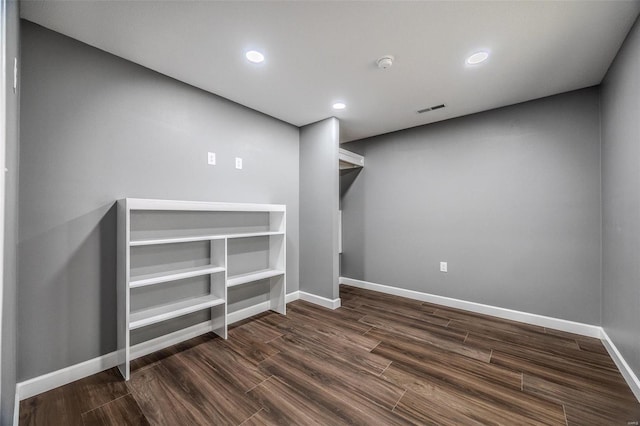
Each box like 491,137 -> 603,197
238,408 -> 264,425
392,390 -> 407,412
245,375 -> 273,394
79,392 -> 132,416
378,362 -> 392,377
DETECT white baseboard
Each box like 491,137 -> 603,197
286,291 -> 300,303
298,291 -> 341,310
22,283 -> 638,411
16,325 -> 220,402
17,291 -> 301,403
339,277 -> 601,338
601,329 -> 640,402
340,277 -> 640,402
16,351 -> 119,401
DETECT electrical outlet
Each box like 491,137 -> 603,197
440,261 -> 448,273
235,157 -> 243,169
207,152 -> 216,165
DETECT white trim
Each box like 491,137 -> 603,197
15,280 -> 640,412
285,291 -> 300,303
601,329 -> 640,402
298,291 -> 341,310
125,198 -> 285,212
340,277 -> 640,400
339,277 -> 601,338
16,352 -> 119,401
16,292 -> 302,403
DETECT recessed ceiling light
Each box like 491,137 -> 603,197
466,51 -> 489,65
332,102 -> 346,110
245,50 -> 264,64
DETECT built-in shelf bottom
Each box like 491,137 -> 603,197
130,295 -> 225,330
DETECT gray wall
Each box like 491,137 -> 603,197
601,16 -> 640,379
300,118 -> 340,300
341,88 -> 602,325
2,1 -> 19,423
18,21 -> 299,381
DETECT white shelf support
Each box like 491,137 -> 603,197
339,148 -> 364,170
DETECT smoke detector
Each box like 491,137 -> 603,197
377,55 -> 394,69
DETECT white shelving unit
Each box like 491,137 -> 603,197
117,198 -> 286,380
339,148 -> 364,170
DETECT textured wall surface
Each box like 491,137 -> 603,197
601,16 -> 640,379
300,118 -> 339,300
341,88 -> 601,324
18,22 -> 299,380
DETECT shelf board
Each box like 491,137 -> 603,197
130,231 -> 284,246
125,198 -> 286,212
226,231 -> 284,240
227,269 -> 285,288
339,148 -> 364,169
130,265 -> 225,289
129,295 -> 224,330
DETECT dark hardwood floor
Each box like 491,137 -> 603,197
20,285 -> 640,425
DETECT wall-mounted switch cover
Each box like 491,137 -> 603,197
440,261 -> 448,273
207,152 -> 216,165
235,157 -> 243,169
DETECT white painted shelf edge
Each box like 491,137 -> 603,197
339,148 -> 364,169
129,295 -> 225,330
130,265 -> 225,288
227,269 -> 285,288
130,231 -> 284,246
126,198 -> 286,212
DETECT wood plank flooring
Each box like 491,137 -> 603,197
20,285 -> 640,425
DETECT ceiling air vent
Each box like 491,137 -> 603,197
417,104 -> 446,114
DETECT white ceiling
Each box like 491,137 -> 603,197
21,1 -> 640,143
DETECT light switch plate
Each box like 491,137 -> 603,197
440,261 -> 448,273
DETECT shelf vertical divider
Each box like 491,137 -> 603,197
210,238 -> 227,339
116,199 -> 131,380
269,209 -> 286,314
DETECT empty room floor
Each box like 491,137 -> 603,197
20,285 -> 640,425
